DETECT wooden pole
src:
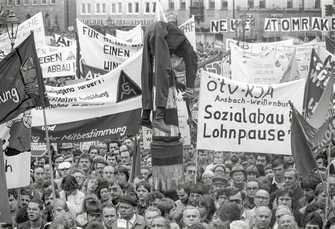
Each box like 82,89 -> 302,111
42,108 -> 56,199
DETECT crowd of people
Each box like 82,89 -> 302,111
4,134 -> 335,229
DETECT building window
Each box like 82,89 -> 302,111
221,0 -> 227,9
32,0 -> 39,4
102,3 -> 106,13
168,0 -> 174,10
287,0 -> 293,8
259,0 -> 265,8
118,2 -> 122,13
50,0 -> 55,4
180,0 -> 186,9
23,0 -> 29,4
248,0 -> 254,8
82,3 -> 86,14
208,0 -> 215,9
87,3 -> 91,13
96,3 -> 100,13
152,2 -> 156,12
315,0 -> 320,8
134,2 -> 139,13
7,0 -> 14,5
145,2 -> 150,13
128,2 -> 132,13
41,0 -> 46,4
111,3 -> 116,13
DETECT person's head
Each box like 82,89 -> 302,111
315,185 -> 327,207
117,194 -> 137,220
106,154 -> 118,167
276,189 -> 293,209
93,157 -> 108,176
202,170 -> 214,186
283,156 -> 295,167
119,145 -> 131,165
102,204 -> 117,228
284,169 -> 298,190
214,188 -> 229,209
145,206 -> 161,227
42,188 -> 59,207
254,206 -> 272,229
140,167 -> 151,180
246,154 -> 256,166
198,195 -> 216,222
256,155 -> 268,167
58,162 -> 71,177
136,181 -> 151,200
122,138 -> 135,153
52,198 -> 69,218
33,166 -> 45,184
117,166 -> 130,185
228,189 -> 244,210
246,181 -> 259,198
103,165 -> 115,183
188,183 -> 205,206
61,175 -> 79,195
72,168 -> 86,187
315,154 -> 327,170
304,212 -> 323,229
150,215 -> 170,229
176,185 -> 189,204
110,182 -> 123,200
213,151 -> 224,164
88,145 -> 100,160
97,180 -> 111,202
185,162 -> 197,183
78,153 -> 91,172
278,214 -> 297,229
86,198 -> 102,222
216,202 -> 241,226
272,158 -> 285,180
85,176 -> 99,193
264,165 -> 274,179
230,164 -> 246,186
182,206 -> 201,227
254,189 -> 270,207
301,176 -> 319,203
54,155 -> 64,169
275,205 -> 292,223
19,188 -> 32,208
246,165 -> 259,181
27,198 -> 43,222
8,189 -> 18,213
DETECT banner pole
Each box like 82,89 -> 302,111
42,107 -> 56,199
324,141 -> 331,229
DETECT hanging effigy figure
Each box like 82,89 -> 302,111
141,21 -> 197,134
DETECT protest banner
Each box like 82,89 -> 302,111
39,45 -> 76,78
76,20 -> 142,71
32,47 -> 143,143
142,126 -> 153,150
225,38 -> 294,52
4,151 -> 31,188
196,70 -> 305,155
264,17 -> 335,32
179,16 -> 196,50
230,43 -> 297,84
210,18 -> 251,33
116,25 -> 144,44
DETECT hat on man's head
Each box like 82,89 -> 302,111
118,193 -> 138,207
230,164 -> 246,177
86,198 -> 102,216
212,175 -> 228,185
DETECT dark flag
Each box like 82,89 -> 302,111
290,103 -> 318,177
0,33 -> 48,124
303,49 -> 331,121
326,36 -> 335,54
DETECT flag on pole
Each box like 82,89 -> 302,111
290,102 -> 318,177
0,33 -> 48,124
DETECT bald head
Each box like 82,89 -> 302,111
254,189 -> 270,207
255,206 -> 272,229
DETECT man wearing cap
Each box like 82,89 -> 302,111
211,175 -> 228,195
230,164 -> 246,191
114,194 -> 145,229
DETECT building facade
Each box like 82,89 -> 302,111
1,0 -> 76,33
